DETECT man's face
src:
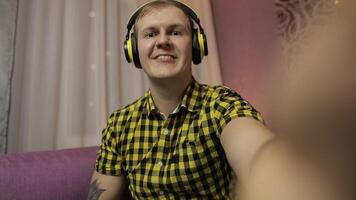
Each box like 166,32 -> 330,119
135,5 -> 193,81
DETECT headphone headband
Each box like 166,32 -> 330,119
125,0 -> 204,39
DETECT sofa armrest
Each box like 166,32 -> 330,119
0,146 -> 99,200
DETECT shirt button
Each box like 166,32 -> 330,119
163,129 -> 169,135
158,160 -> 163,167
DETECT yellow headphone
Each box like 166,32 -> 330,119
124,0 -> 208,68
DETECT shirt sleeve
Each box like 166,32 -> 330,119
213,86 -> 265,137
95,112 -> 125,176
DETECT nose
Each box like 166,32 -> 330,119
156,33 -> 171,49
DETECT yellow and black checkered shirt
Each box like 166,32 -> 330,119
96,78 -> 264,199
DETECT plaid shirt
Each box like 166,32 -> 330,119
96,78 -> 264,199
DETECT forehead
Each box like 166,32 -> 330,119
135,5 -> 190,30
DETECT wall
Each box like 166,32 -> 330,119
211,0 -> 279,125
0,0 -> 18,154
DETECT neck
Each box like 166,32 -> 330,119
149,75 -> 192,117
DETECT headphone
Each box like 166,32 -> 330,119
124,0 -> 208,68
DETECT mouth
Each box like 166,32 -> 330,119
153,54 -> 177,62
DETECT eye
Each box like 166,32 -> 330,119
144,32 -> 157,38
171,30 -> 182,36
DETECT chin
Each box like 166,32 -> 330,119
143,61 -> 191,81
146,66 -> 180,78
149,73 -> 178,80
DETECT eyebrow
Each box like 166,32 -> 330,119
140,23 -> 190,33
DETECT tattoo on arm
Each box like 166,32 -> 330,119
88,179 -> 106,200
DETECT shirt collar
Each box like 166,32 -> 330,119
179,77 -> 203,113
143,77 -> 203,116
144,90 -> 157,115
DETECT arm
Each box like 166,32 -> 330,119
221,118 -> 337,200
89,111 -> 130,199
87,171 -> 129,200
221,117 -> 274,186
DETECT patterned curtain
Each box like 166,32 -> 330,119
275,0 -> 336,66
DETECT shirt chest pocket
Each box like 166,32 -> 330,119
174,139 -> 204,163
170,134 -> 221,189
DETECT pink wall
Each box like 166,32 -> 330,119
211,0 -> 279,125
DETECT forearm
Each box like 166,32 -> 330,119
87,171 -> 129,200
88,179 -> 109,200
243,139 -> 338,200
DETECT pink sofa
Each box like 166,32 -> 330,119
0,146 -> 99,200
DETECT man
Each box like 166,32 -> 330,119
88,0 -> 274,199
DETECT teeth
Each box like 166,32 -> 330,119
156,55 -> 174,61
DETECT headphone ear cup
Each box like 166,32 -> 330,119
130,33 -> 142,68
124,36 -> 133,63
192,28 -> 202,65
202,32 -> 208,56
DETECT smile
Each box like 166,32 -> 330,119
154,55 -> 176,62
